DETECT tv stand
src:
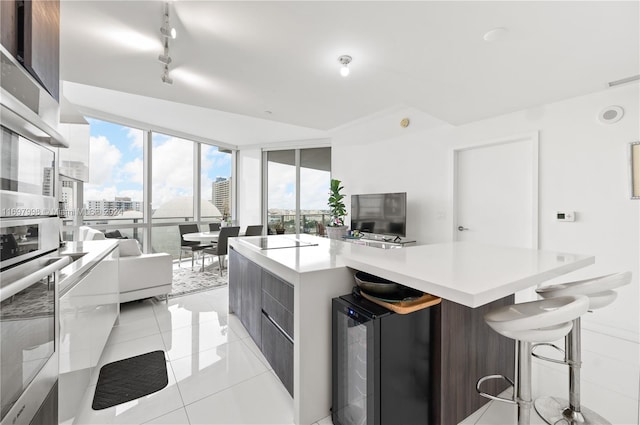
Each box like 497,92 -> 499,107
347,233 -> 416,249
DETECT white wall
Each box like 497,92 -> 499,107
332,85 -> 640,423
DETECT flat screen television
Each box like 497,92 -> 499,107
351,192 -> 407,237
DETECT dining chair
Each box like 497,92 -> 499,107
178,224 -> 212,269
203,226 -> 240,276
244,225 -> 263,236
209,222 -> 221,231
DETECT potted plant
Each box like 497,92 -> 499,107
326,179 -> 349,240
274,222 -> 286,234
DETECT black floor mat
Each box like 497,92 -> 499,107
92,350 -> 168,410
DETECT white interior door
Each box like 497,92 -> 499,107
454,134 -> 538,249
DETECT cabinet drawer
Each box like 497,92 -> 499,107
261,313 -> 293,396
262,290 -> 294,340
262,270 -> 293,311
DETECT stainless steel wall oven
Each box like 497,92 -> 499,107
1,125 -> 68,425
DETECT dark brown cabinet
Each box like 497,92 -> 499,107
18,0 -> 60,101
1,0 -> 19,57
228,247 -> 295,396
1,0 -> 60,101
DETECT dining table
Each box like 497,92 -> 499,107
183,231 -> 220,243
183,231 -> 219,271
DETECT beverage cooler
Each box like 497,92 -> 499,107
332,293 -> 440,425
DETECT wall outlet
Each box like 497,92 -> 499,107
556,211 -> 575,222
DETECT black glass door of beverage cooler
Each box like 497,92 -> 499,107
332,294 -> 390,425
332,292 -> 438,425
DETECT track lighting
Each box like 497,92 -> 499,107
338,55 -> 352,77
160,2 -> 176,39
158,53 -> 172,65
160,25 -> 176,39
162,65 -> 173,84
159,2 -> 175,84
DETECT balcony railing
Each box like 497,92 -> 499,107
63,214 -> 330,260
267,214 -> 330,235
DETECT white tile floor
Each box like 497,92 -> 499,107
73,287 -> 297,425
73,286 -> 636,425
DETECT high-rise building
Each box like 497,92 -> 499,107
86,197 -> 143,216
42,167 -> 54,196
211,177 -> 231,215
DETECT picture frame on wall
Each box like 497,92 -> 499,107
631,142 -> 640,199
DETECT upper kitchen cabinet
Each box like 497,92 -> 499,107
1,0 -> 19,58
18,0 -> 60,101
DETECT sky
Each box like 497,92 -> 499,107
85,118 -> 232,208
267,160 -> 331,211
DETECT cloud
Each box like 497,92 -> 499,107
151,137 -> 194,207
89,136 -> 122,185
128,128 -> 144,150
267,162 -> 296,210
123,158 -> 143,185
84,184 -> 118,201
300,167 -> 330,210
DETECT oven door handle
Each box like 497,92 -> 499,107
0,256 -> 71,302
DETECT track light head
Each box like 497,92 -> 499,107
162,65 -> 173,84
158,54 -> 172,65
160,25 -> 176,39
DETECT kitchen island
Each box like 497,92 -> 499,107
228,235 -> 594,425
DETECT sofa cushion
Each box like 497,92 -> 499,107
104,230 -> 126,239
79,226 -> 92,240
86,228 -> 106,240
118,239 -> 142,257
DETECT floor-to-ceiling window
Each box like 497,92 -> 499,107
150,133 -> 195,256
202,145 -> 232,223
79,118 -> 233,259
299,148 -> 331,233
266,150 -> 296,234
265,147 -> 331,235
82,119 -> 145,244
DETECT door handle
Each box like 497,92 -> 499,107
457,226 -> 469,231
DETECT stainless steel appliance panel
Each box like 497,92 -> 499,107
0,253 -> 69,425
0,217 -> 59,270
1,126 -> 55,198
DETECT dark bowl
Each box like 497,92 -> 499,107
354,271 -> 401,295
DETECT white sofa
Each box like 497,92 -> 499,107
79,226 -> 173,303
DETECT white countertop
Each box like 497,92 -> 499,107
229,235 -> 594,308
58,240 -> 119,296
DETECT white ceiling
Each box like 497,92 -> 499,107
60,1 -> 639,134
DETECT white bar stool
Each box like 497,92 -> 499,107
477,295 -> 590,425
533,271 -> 632,425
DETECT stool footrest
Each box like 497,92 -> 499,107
476,374 -> 516,404
531,343 -> 567,365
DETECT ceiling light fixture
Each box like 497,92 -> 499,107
160,3 -> 176,39
158,53 -> 172,65
159,2 -> 175,84
161,65 -> 173,85
160,26 -> 177,40
338,55 -> 352,77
